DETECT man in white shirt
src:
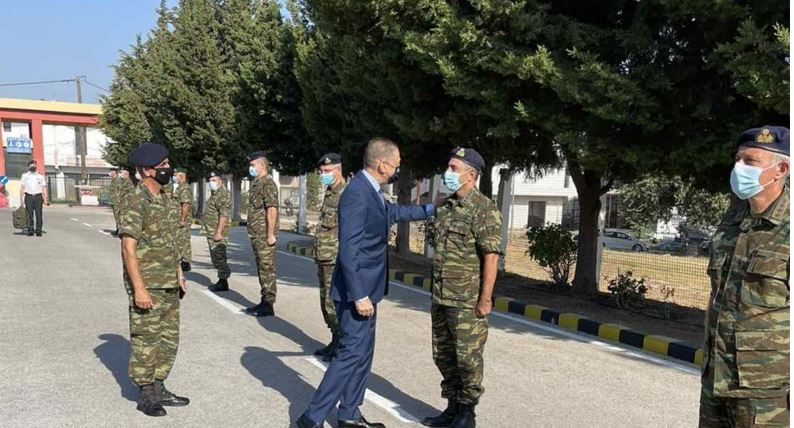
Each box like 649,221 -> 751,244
20,160 -> 47,237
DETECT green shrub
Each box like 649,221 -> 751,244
525,223 -> 577,288
607,271 -> 648,309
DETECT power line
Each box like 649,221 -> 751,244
0,78 -> 73,87
82,78 -> 109,93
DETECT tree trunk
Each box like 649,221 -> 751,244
478,160 -> 494,200
395,167 -> 414,255
572,186 -> 601,295
195,179 -> 205,218
566,153 -> 613,296
231,175 -> 242,222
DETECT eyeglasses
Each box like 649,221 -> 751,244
382,160 -> 399,170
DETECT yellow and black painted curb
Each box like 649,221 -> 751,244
284,242 -> 702,366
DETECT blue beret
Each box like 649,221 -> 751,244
129,142 -> 169,167
737,126 -> 789,156
247,151 -> 268,161
448,147 -> 485,171
318,152 -> 341,166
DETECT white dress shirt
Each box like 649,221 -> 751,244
21,171 -> 45,195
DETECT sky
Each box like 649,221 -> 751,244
0,0 -> 292,105
0,1 -> 179,104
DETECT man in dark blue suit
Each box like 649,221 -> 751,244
296,138 -> 435,428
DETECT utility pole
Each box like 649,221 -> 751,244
297,174 -> 307,234
75,75 -> 88,184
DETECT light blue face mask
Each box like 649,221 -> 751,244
248,166 -> 258,178
729,161 -> 779,200
171,176 -> 179,184
320,172 -> 335,186
443,170 -> 463,192
208,181 -> 219,192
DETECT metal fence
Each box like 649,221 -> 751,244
275,183 -> 712,310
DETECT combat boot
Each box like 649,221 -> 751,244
154,379 -> 190,407
320,333 -> 341,362
422,400 -> 458,427
450,404 -> 475,428
136,384 -> 167,417
246,299 -> 275,317
314,333 -> 339,357
209,278 -> 229,292
180,261 -> 191,272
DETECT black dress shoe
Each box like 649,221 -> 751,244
338,416 -> 385,428
154,380 -> 190,407
35,231 -> 42,237
295,413 -> 322,428
180,261 -> 191,272
27,231 -> 34,236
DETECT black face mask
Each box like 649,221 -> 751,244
28,166 -> 36,172
387,166 -> 400,184
153,167 -> 173,185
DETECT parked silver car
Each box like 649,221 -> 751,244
602,229 -> 647,251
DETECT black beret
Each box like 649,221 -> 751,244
28,159 -> 37,166
318,153 -> 342,166
207,170 -> 223,179
737,126 -> 789,156
174,167 -> 188,174
247,151 -> 268,161
129,142 -> 169,167
448,147 -> 485,171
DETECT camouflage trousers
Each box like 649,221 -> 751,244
431,303 -> 488,405
128,288 -> 180,386
316,263 -> 339,334
207,238 -> 231,280
251,237 -> 276,304
699,391 -> 789,427
178,223 -> 192,262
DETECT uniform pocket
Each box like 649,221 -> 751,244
741,250 -> 789,308
735,330 -> 790,390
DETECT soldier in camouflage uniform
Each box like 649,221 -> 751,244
204,171 -> 233,292
108,169 -> 120,235
245,151 -> 280,317
313,153 -> 347,361
119,143 -> 189,417
423,148 -> 502,428
116,169 -> 134,221
172,168 -> 193,272
700,126 -> 790,428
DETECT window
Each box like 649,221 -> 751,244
527,201 -> 546,228
3,122 -> 10,133
605,194 -> 623,229
4,151 -> 30,178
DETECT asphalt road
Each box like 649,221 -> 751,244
0,205 -> 700,427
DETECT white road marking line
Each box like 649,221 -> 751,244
99,230 -> 111,236
200,289 -> 245,315
388,280 -> 700,375
82,222 -> 93,227
70,217 -> 79,221
276,249 -> 698,375
304,357 -> 421,425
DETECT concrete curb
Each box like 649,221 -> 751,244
284,242 -> 703,366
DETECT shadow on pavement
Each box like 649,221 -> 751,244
241,346 -> 337,425
94,333 -> 137,402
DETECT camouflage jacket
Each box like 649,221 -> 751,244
247,175 -> 279,237
108,177 -> 121,206
172,183 -> 193,222
314,180 -> 347,263
202,186 -> 231,237
119,183 -> 180,290
430,188 -> 502,308
704,187 -> 789,398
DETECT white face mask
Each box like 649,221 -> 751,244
208,181 -> 220,192
134,172 -> 142,181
